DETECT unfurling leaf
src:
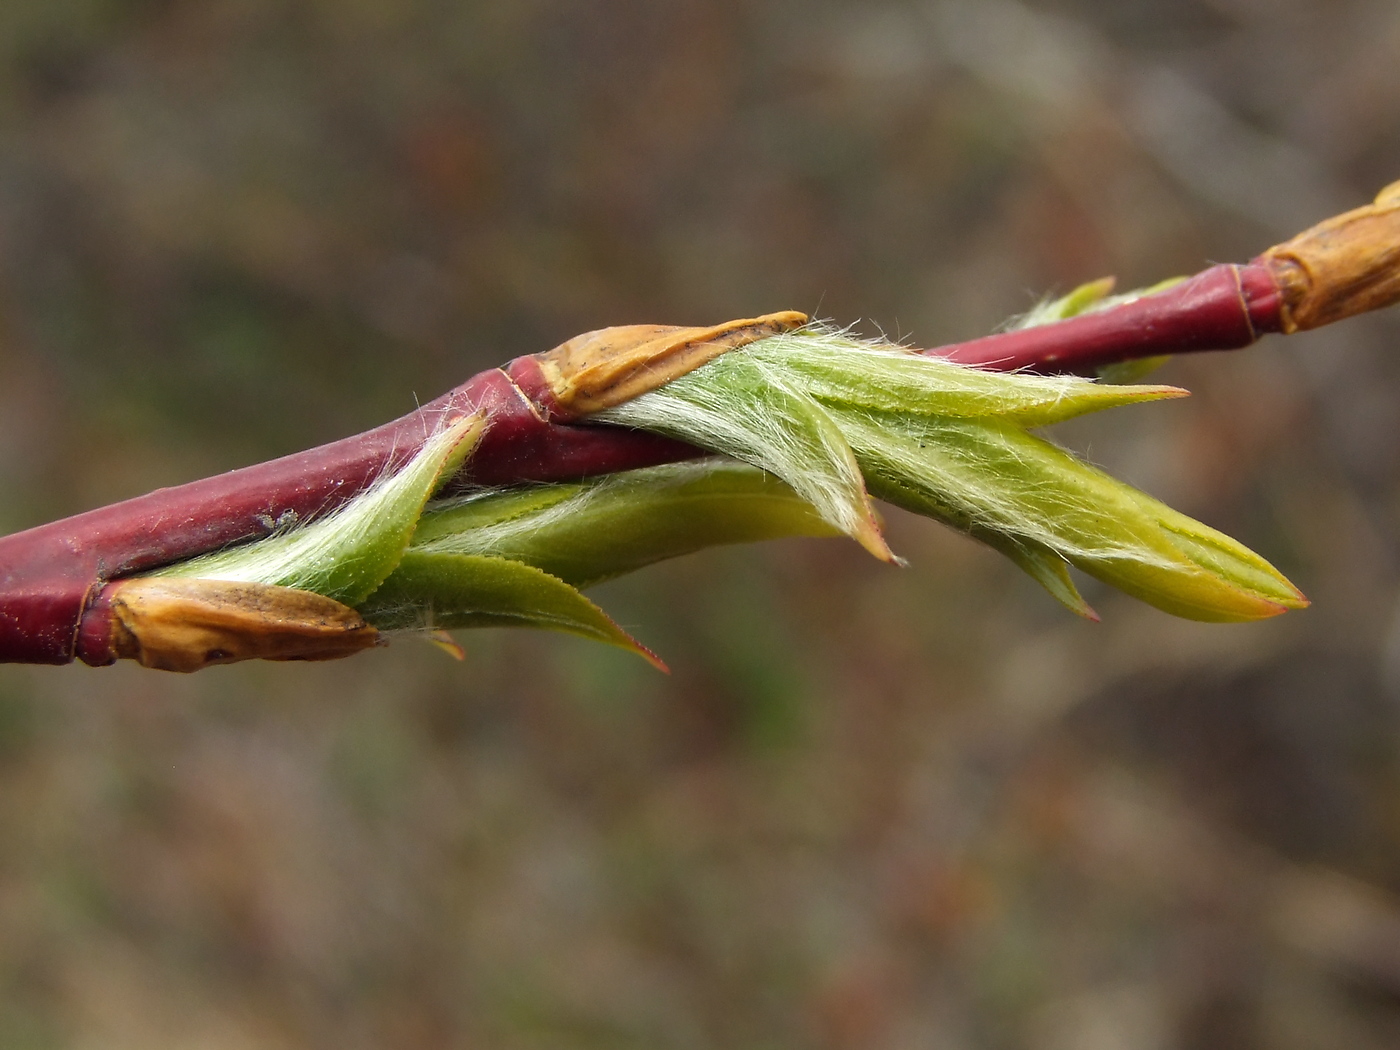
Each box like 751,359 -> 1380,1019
411,458 -> 839,587
592,354 -> 892,560
361,552 -> 666,670
156,414 -> 485,604
734,327 -> 1187,427
603,327 -> 1304,623
840,411 -> 1304,622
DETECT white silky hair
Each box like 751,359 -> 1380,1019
155,417 -> 481,600
595,345 -> 877,546
838,410 -> 1184,572
417,487 -> 592,558
737,325 -> 1183,425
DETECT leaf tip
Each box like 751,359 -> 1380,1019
427,629 -> 467,661
1143,385 -> 1191,400
635,642 -> 671,674
853,515 -> 898,563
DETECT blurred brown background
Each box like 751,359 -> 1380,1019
1,1 -> 1399,1047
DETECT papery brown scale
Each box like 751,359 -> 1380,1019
525,311 -> 809,416
1257,180 -> 1400,332
91,578 -> 380,673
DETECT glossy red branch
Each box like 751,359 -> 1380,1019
931,263 -> 1285,372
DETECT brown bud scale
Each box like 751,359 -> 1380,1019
1258,181 -> 1400,332
93,578 -> 379,672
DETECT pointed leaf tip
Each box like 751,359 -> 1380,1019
853,512 -> 897,563
362,552 -> 668,670
427,630 -> 467,661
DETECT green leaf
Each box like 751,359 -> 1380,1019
595,353 -> 892,559
838,409 -> 1305,623
740,330 -> 1187,428
413,459 -> 840,588
156,414 -> 485,605
1117,489 -> 1308,616
361,552 -> 666,669
600,329 -> 1304,622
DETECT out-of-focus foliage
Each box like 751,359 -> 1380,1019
1,1 -> 1399,1048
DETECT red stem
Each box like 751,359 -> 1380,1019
935,262 -> 1285,371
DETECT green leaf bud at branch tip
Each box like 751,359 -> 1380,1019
601,327 -> 1303,624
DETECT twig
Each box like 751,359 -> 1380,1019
0,183 -> 1395,669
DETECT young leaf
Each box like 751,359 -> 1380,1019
156,414 -> 485,605
740,328 -> 1187,428
361,552 -> 666,669
840,410 -> 1305,622
595,353 -> 892,560
603,331 -> 1303,623
976,533 -> 1099,621
413,459 -> 839,588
